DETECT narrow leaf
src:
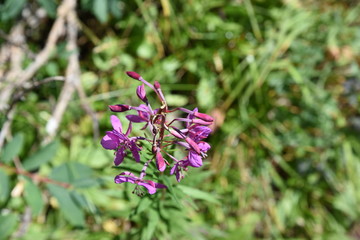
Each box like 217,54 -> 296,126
47,184 -> 85,227
1,133 -> 24,163
23,177 -> 44,216
22,140 -> 59,171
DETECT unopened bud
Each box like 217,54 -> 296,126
169,128 -> 185,139
193,112 -> 213,122
136,84 -> 147,102
109,104 -> 131,112
156,151 -> 166,172
154,81 -> 161,89
185,137 -> 200,154
192,118 -> 212,126
126,71 -> 141,80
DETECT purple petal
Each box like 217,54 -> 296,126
114,147 -> 126,166
154,182 -> 167,189
110,115 -> 123,133
198,141 -> 211,152
126,115 -> 146,123
101,132 -> 120,150
188,151 -> 203,167
125,122 -> 132,136
109,104 -> 131,112
189,126 -> 211,141
136,84 -> 147,102
114,172 -> 137,184
138,181 -> 157,194
170,164 -> 177,175
130,141 -> 141,162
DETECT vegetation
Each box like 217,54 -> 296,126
1,0 -> 360,239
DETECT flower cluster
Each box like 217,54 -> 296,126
101,71 -> 213,196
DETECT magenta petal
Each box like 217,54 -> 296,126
101,132 -> 119,150
138,181 -> 157,194
170,164 -> 176,175
156,151 -> 166,172
114,147 -> 126,166
192,118 -> 212,126
130,141 -> 141,162
189,126 -> 211,141
114,173 -> 137,184
110,115 -> 122,133
198,141 -> 211,152
188,151 -> 203,167
126,115 -> 146,123
185,137 -> 201,154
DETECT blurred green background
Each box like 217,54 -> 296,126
1,0 -> 360,239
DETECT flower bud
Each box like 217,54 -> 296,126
156,151 -> 166,172
154,81 -> 161,89
185,137 -> 200,154
193,112 -> 214,122
192,118 -> 212,126
109,104 -> 131,112
126,71 -> 141,80
136,84 -> 148,102
169,128 -> 185,139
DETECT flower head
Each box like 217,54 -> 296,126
101,115 -> 141,165
101,71 -> 213,195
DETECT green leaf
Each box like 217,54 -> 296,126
22,140 -> 59,171
161,175 -> 181,206
0,0 -> 26,21
0,213 -> 18,239
177,185 -> 221,205
197,76 -> 216,109
0,169 -> 10,204
47,184 -> 85,227
93,0 -> 108,23
142,209 -> 160,240
23,177 -> 44,216
1,133 -> 24,163
36,0 -> 57,17
136,197 -> 152,214
50,162 -> 97,188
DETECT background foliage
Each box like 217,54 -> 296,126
1,0 -> 360,239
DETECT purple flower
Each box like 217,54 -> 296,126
187,141 -> 211,167
186,125 -> 211,167
170,160 -> 190,182
114,171 -> 167,195
125,104 -> 151,123
101,115 -> 141,165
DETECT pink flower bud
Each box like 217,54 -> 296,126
109,104 -> 131,112
185,137 -> 201,154
126,71 -> 141,80
154,81 -> 161,89
192,118 -> 212,126
156,151 -> 166,172
136,84 -> 147,102
169,128 -> 185,139
193,112 -> 214,122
